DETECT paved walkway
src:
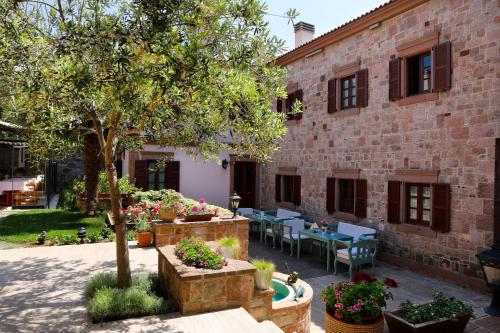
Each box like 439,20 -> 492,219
0,238 -> 498,333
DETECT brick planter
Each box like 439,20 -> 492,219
157,244 -> 256,315
153,216 -> 250,260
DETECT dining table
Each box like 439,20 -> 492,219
241,211 -> 277,243
297,229 -> 353,272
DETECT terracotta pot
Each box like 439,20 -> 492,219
384,310 -> 470,333
325,311 -> 384,333
184,214 -> 213,222
136,231 -> 152,247
159,206 -> 176,222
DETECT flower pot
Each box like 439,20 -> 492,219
384,310 -> 470,333
255,270 -> 273,290
184,214 -> 213,222
325,311 -> 384,333
136,231 -> 152,247
159,206 -> 176,222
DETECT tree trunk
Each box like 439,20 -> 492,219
83,132 -> 100,216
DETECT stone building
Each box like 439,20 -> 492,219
262,0 -> 499,289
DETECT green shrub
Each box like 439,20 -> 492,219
218,236 -> 241,258
85,272 -> 173,322
53,233 -> 78,245
86,231 -> 103,243
400,292 -> 474,324
127,229 -> 136,241
100,227 -> 113,240
132,189 -> 177,205
57,182 -> 78,210
175,237 -> 227,270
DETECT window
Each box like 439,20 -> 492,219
282,175 -> 294,203
275,174 -> 301,206
338,179 -> 355,214
341,75 -> 356,109
406,183 -> 431,226
147,161 -> 165,190
406,52 -> 431,96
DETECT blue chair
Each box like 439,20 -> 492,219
332,238 -> 378,280
281,219 -> 310,256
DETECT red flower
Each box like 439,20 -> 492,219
147,215 -> 152,221
131,214 -> 137,219
384,277 -> 398,288
352,272 -> 377,284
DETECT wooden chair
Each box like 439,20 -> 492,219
280,219 -> 310,256
333,238 -> 378,280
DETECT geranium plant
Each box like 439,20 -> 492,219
183,198 -> 215,216
175,237 -> 227,270
123,203 -> 160,223
161,190 -> 182,210
320,273 -> 395,324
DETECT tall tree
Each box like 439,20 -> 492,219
0,0 -> 296,288
83,132 -> 100,216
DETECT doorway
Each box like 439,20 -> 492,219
233,161 -> 257,208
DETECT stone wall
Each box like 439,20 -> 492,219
56,154 -> 84,192
262,0 -> 499,283
153,217 -> 250,260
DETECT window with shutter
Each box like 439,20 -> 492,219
165,161 -> 180,192
134,160 -> 148,191
406,183 -> 431,226
356,69 -> 369,107
431,183 -> 450,232
326,177 -> 336,213
387,181 -> 401,224
432,41 -> 452,92
327,79 -> 337,113
285,91 -> 296,121
389,58 -> 401,101
275,174 -> 281,202
294,89 -> 303,120
293,175 -> 301,206
338,179 -> 355,214
355,179 -> 367,218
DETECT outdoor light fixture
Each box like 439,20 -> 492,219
221,159 -> 229,170
228,192 -> 241,218
476,245 -> 500,316
77,227 -> 86,244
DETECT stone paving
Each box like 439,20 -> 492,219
0,236 -> 499,332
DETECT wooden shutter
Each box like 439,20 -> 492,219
389,58 -> 401,101
165,161 -> 180,192
327,79 -> 337,113
292,175 -> 301,206
354,179 -> 367,218
276,99 -> 283,113
275,175 -> 281,202
134,160 -> 148,191
433,41 -> 452,92
294,89 -> 303,120
387,181 -> 401,224
326,177 -> 336,213
431,183 -> 451,233
356,69 -> 369,107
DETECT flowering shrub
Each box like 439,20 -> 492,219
161,190 -> 183,210
123,203 -> 160,223
175,237 -> 227,270
320,273 -> 394,324
182,198 -> 215,216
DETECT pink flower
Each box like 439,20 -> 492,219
334,303 -> 344,309
199,197 -> 206,204
334,311 -> 343,320
357,299 -> 364,306
192,206 -> 200,212
131,214 -> 137,219
335,290 -> 343,298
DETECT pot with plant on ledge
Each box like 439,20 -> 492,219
217,236 -> 241,259
135,218 -> 152,247
159,190 -> 182,222
183,198 -> 214,222
251,259 -> 275,290
321,273 -> 396,333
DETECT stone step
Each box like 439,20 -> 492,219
258,320 -> 285,333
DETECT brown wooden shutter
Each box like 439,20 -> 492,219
292,175 -> 301,206
433,41 -> 452,92
165,161 -> 180,192
431,183 -> 451,233
356,69 -> 369,107
327,79 -> 337,113
326,177 -> 336,213
355,179 -> 367,218
389,58 -> 401,101
294,89 -> 303,120
275,175 -> 281,202
134,160 -> 148,191
387,181 -> 401,224
276,99 -> 283,113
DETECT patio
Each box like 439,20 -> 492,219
0,237 -> 498,333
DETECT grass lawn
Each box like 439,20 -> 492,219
0,209 -> 106,245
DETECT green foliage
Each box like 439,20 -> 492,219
133,190 -> 175,205
57,182 -> 79,210
53,233 -> 79,245
175,237 -> 227,270
162,190 -> 182,209
218,236 -> 241,258
320,278 -> 393,324
0,209 -> 105,244
97,171 -> 110,193
85,272 -> 174,322
127,229 -> 136,241
135,220 -> 151,233
117,176 -> 138,195
251,259 -> 275,272
400,292 -> 474,324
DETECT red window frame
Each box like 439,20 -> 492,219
406,183 -> 431,226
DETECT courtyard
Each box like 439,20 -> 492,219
1,235 -> 498,333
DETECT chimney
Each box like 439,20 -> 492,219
294,22 -> 315,48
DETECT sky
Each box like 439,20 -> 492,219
264,0 -> 388,52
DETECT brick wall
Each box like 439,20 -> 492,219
262,0 -> 499,281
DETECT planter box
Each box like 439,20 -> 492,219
384,310 -> 470,333
184,214 -> 213,222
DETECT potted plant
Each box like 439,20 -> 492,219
320,273 -> 394,333
217,236 -> 241,259
384,292 -> 474,333
251,259 -> 275,290
183,198 -> 214,222
135,218 -> 152,247
159,190 -> 181,222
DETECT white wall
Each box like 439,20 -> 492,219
123,145 -> 231,208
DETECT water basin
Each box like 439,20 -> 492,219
271,279 -> 294,302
